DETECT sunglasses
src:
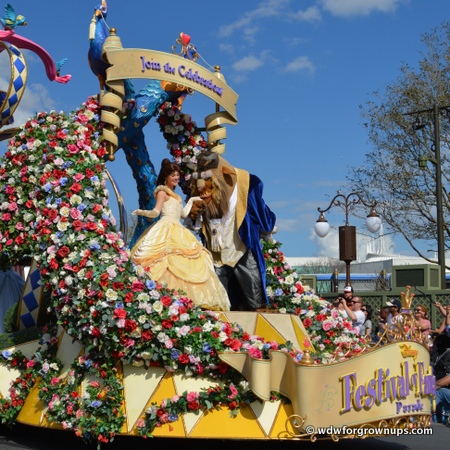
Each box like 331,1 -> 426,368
361,308 -> 367,311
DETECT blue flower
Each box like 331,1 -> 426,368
90,175 -> 99,183
84,359 -> 92,368
275,288 -> 283,296
115,301 -> 124,309
202,342 -> 211,353
59,177 -> 68,186
90,400 -> 102,408
90,243 -> 101,251
43,182 -> 52,193
171,349 -> 180,360
1,350 -> 12,359
146,280 -> 156,290
168,414 -> 178,422
77,204 -> 87,212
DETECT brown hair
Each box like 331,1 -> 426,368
415,304 -> 428,315
156,158 -> 180,186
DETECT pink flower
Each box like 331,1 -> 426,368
227,384 -> 238,399
248,347 -> 262,359
77,113 -> 89,124
26,360 -> 36,369
186,391 -> 199,402
70,208 -> 81,220
67,144 -> 79,154
73,173 -> 85,182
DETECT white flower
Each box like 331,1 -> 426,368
285,274 -> 295,285
153,301 -> 163,313
138,315 -> 147,324
105,289 -> 118,301
70,195 -> 82,206
157,332 -> 168,343
137,293 -> 150,301
202,321 -> 214,332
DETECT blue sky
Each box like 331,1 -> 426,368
0,0 -> 448,259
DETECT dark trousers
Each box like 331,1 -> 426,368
215,250 -> 264,311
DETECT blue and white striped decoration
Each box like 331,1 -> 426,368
17,259 -> 43,330
0,41 -> 28,128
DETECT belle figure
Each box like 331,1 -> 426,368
131,158 -> 230,311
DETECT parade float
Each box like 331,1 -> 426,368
0,2 -> 435,447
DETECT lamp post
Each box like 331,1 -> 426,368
314,192 -> 382,287
406,103 -> 449,290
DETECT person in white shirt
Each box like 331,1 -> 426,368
386,298 -> 402,324
342,295 -> 365,334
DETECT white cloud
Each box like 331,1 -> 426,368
310,227 -> 340,258
319,0 -> 403,17
292,6 -> 322,22
232,55 -> 264,72
282,56 -> 316,74
218,0 -> 290,37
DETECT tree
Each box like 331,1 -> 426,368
296,257 -> 346,275
349,21 -> 450,264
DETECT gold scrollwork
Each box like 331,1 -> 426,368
100,28 -> 125,161
171,32 -> 198,61
368,309 -> 431,350
285,415 -> 431,441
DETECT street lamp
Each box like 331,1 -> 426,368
406,103 -> 449,290
314,192 -> 382,287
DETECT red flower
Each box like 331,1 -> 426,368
303,318 -> 312,328
217,362 -> 229,374
85,222 -> 97,231
178,354 -> 189,364
72,220 -> 83,231
187,401 -> 200,411
228,401 -> 238,410
69,182 -> 82,193
124,319 -> 137,332
112,281 -> 124,291
113,308 -> 127,319
56,246 -> 70,258
131,280 -> 145,292
160,295 -> 172,307
141,330 -> 152,341
48,258 -> 59,270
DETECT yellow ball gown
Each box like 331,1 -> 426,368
131,186 -> 230,311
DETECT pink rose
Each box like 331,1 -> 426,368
67,144 -> 79,154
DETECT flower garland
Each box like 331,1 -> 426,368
156,101 -> 208,194
0,325 -> 61,426
0,97 -> 303,443
263,239 -> 367,363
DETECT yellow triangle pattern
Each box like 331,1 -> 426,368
254,314 -> 287,344
16,381 -> 44,426
189,404 -> 266,438
122,364 -> 166,432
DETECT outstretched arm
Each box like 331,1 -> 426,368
132,190 -> 166,219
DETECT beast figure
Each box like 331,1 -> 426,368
187,151 -> 276,311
